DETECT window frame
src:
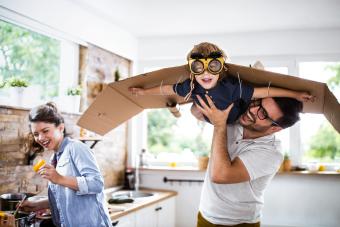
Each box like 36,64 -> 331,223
0,10 -> 81,111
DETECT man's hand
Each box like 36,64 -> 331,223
195,95 -> 234,127
38,164 -> 62,184
295,91 -> 315,102
129,87 -> 145,95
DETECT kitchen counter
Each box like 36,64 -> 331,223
104,188 -> 177,220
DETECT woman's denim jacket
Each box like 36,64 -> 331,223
48,137 -> 112,227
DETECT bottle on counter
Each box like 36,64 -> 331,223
123,167 -> 135,190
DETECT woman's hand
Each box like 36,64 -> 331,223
19,199 -> 49,212
0,212 -> 15,227
195,95 -> 234,127
39,163 -> 62,184
39,164 -> 79,191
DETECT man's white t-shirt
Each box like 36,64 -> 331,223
199,123 -> 283,225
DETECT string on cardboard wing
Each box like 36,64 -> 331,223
160,80 -> 165,96
267,81 -> 271,97
237,72 -> 243,99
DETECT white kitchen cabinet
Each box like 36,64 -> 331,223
156,197 -> 175,227
135,203 -> 158,227
112,212 -> 136,227
135,197 -> 175,227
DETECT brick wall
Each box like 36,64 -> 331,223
0,105 -> 127,194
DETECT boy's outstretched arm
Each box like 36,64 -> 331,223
129,85 -> 176,96
253,87 -> 315,102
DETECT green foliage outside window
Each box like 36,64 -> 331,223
148,109 -> 177,155
147,108 -> 210,157
305,122 -> 340,162
0,20 -> 60,99
305,63 -> 340,162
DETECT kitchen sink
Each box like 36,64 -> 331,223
111,190 -> 154,199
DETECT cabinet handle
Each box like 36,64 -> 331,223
155,206 -> 162,211
112,221 -> 119,226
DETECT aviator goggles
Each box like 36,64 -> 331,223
188,52 -> 225,75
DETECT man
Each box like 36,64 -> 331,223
194,94 -> 303,227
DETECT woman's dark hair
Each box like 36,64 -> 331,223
26,102 -> 67,153
273,97 -> 303,129
29,102 -> 65,128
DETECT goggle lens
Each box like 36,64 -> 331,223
189,57 -> 224,75
190,61 -> 205,74
208,59 -> 222,73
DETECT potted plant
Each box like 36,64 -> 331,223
7,77 -> 29,106
282,152 -> 292,172
67,86 -> 82,96
114,68 -> 121,82
66,85 -> 82,112
194,121 -> 210,170
197,150 -> 209,170
7,77 -> 29,88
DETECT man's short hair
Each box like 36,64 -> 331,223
273,97 -> 303,129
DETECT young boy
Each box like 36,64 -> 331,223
129,42 -> 314,124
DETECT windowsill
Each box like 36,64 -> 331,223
277,170 -> 340,175
0,104 -> 30,111
139,166 -> 206,172
0,104 -> 82,115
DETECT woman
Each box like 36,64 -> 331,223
20,102 -> 112,227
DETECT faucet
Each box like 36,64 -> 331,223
135,166 -> 140,191
134,150 -> 142,191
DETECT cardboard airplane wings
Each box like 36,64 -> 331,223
77,63 -> 340,135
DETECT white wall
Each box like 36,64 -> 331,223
140,170 -> 340,227
0,0 -> 138,61
138,29 -> 340,72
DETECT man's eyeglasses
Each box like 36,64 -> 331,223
249,99 -> 281,127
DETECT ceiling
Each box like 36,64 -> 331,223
72,0 -> 340,38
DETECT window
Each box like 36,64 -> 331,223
0,20 -> 60,108
147,104 -> 213,167
140,60 -> 340,169
142,66 -> 212,167
299,62 -> 340,163
265,66 -> 290,156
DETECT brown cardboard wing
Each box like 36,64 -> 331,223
77,63 -> 340,135
77,65 -> 191,135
